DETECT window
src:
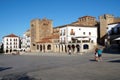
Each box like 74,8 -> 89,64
91,40 -> 94,43
31,24 -> 34,27
60,30 -> 62,36
70,29 -> 75,35
89,32 -> 91,35
63,30 -> 65,35
33,44 -> 35,46
83,32 -> 85,35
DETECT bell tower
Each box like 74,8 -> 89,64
99,14 -> 114,45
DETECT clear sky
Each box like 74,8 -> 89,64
0,0 -> 120,41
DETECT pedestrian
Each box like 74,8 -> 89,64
68,48 -> 71,55
97,48 -> 103,61
94,48 -> 98,61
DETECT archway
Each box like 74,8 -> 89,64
43,45 -> 45,52
83,44 -> 89,49
65,45 -> 67,53
10,49 -> 12,53
72,45 -> 75,52
40,45 -> 42,51
76,44 -> 80,53
6,49 -> 8,53
62,45 -> 63,52
47,45 -> 51,50
68,45 -> 71,50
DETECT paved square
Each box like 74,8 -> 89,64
0,52 -> 120,80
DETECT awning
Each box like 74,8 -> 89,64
114,37 -> 120,40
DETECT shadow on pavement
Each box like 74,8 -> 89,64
0,67 -> 12,71
89,59 -> 97,62
109,59 -> 120,63
1,74 -> 37,80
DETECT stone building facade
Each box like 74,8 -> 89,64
30,18 -> 53,52
30,16 -> 98,53
72,16 -> 97,26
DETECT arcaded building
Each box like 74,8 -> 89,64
30,18 -> 60,52
30,16 -> 98,53
58,16 -> 98,53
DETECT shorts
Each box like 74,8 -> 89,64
98,54 -> 102,57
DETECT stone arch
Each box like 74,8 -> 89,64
43,45 -> 45,52
68,45 -> 71,50
10,49 -> 12,53
72,44 -> 75,52
40,45 -> 42,51
76,44 -> 80,53
6,49 -> 8,53
65,45 -> 67,53
47,44 -> 51,50
37,45 -> 39,50
62,45 -> 63,52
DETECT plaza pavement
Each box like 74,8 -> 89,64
0,52 -> 120,80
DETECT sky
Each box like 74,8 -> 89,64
0,0 -> 120,41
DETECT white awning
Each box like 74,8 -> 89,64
114,37 -> 120,40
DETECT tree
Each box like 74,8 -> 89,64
0,43 -> 4,53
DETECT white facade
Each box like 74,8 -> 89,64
3,34 -> 20,53
59,25 -> 97,53
21,31 -> 31,52
60,26 -> 97,45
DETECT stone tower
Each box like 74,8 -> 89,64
30,18 -> 53,52
99,14 -> 114,45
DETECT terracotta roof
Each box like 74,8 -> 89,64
48,34 -> 59,39
4,34 -> 19,37
37,39 -> 52,43
37,34 -> 59,43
